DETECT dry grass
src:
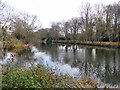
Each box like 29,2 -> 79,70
53,40 -> 120,48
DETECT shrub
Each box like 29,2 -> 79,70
2,64 -> 101,88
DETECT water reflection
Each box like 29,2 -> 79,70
1,43 -> 120,87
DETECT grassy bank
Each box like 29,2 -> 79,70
52,40 -> 120,48
2,64 -> 101,88
1,38 -> 29,52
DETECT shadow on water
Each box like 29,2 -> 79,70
1,43 -> 120,87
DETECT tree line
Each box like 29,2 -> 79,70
0,1 -> 120,44
47,3 -> 120,42
0,1 -> 41,44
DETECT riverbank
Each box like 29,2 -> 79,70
1,38 -> 30,52
2,65 -> 101,88
52,40 -> 120,48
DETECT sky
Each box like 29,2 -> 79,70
2,0 -> 120,28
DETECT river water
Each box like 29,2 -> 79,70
1,43 -> 120,88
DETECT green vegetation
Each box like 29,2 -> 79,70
2,64 -> 101,88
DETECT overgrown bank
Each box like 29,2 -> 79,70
2,64 -> 101,88
52,40 -> 120,48
1,37 -> 30,52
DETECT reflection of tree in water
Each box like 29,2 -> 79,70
0,51 -> 2,61
1,47 -> 7,66
100,51 -> 119,86
14,49 -> 35,67
71,45 -> 79,67
62,46 -> 69,64
77,48 -> 120,86
63,45 -> 77,64
34,43 -> 120,86
17,49 -> 34,59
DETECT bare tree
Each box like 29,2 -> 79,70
0,1 -> 15,41
80,3 -> 93,41
49,22 -> 61,40
105,5 -> 114,42
94,3 -> 106,41
61,21 -> 70,40
69,18 -> 81,43
12,13 -> 41,44
112,3 -> 120,42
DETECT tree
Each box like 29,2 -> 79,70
69,18 -> 81,42
94,3 -> 106,41
105,5 -> 114,42
0,1 -> 14,41
61,21 -> 70,40
49,22 -> 61,40
80,3 -> 93,41
12,13 -> 41,44
112,3 -> 120,42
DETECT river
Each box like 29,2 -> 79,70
1,43 -> 120,88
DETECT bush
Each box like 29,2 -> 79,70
2,64 -> 101,88
2,65 -> 68,88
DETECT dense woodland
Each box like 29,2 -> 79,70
0,1 -> 120,44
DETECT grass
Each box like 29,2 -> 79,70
2,64 -> 101,88
13,43 -> 24,48
52,40 -> 120,48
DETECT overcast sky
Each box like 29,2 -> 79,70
2,0 -> 120,28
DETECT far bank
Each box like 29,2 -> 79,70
52,40 -> 120,48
